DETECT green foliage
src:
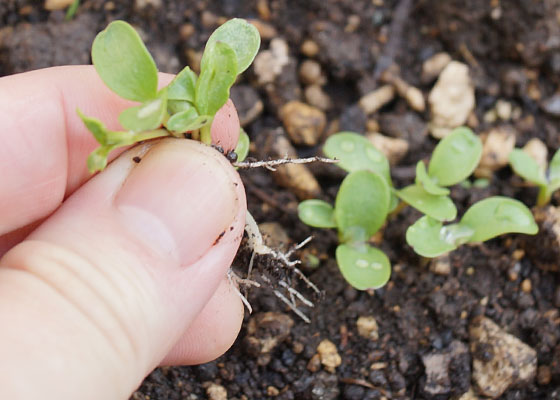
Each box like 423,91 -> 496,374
406,197 -> 537,257
65,0 -> 80,20
92,21 -> 158,102
298,199 -> 336,228
204,18 -> 261,74
300,127 -> 537,288
234,128 -> 250,163
336,244 -> 391,290
396,127 -> 482,221
298,168 -> 392,290
335,170 -> 390,243
81,19 -> 260,172
509,147 -> 560,206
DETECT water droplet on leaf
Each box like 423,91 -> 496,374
356,259 -> 369,268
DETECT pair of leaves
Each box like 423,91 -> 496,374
397,127 -> 483,221
81,18 -> 260,172
78,110 -> 168,172
509,148 -> 560,206
298,170 -> 391,290
406,197 -> 538,257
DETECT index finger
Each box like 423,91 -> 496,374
0,65 -> 172,235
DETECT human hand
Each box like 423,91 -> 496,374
0,66 -> 246,399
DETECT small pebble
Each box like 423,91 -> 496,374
356,316 -> 379,340
44,0 -> 75,10
359,85 -> 395,114
206,383 -> 227,400
299,60 -> 325,85
523,138 -> 548,170
301,39 -> 320,57
305,85 -> 331,110
521,278 -> 532,293
421,52 -> 452,83
317,339 -> 342,371
537,365 -> 552,385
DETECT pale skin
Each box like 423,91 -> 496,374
0,65 -> 246,399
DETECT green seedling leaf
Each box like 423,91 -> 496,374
167,66 -> 197,102
77,109 -> 109,145
204,18 -> 260,74
460,196 -> 538,242
165,107 -> 211,134
406,216 -> 474,258
396,185 -> 457,221
298,199 -> 337,228
335,170 -> 390,243
323,132 -> 391,184
428,127 -> 482,186
119,91 -> 168,132
548,148 -> 560,191
509,149 -> 547,186
234,128 -> 250,163
65,0 -> 80,20
92,21 -> 158,102
336,243 -> 391,290
415,161 -> 449,195
87,145 -> 113,173
196,41 -> 238,116
167,99 -> 192,115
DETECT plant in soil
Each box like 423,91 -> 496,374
299,129 -> 539,289
396,126 -> 482,221
79,18 -> 260,172
509,146 -> 560,206
298,132 -> 393,290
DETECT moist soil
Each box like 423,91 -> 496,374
2,1 -> 560,399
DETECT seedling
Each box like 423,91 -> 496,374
299,133 -> 392,290
396,127 -> 482,221
79,19 -> 260,172
299,129 -> 536,289
406,197 -> 538,257
509,147 -> 560,206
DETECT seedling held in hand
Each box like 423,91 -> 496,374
406,197 -> 538,257
509,147 -> 560,206
79,19 -> 260,172
396,127 -> 482,221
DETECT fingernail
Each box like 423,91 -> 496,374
115,140 -> 240,265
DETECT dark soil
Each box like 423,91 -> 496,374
2,1 -> 560,399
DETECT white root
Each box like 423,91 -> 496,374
236,210 -> 318,322
233,156 -> 338,171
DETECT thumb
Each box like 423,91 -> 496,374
0,138 -> 246,399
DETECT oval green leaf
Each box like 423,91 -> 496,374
92,20 -> 158,102
119,92 -> 167,132
415,161 -> 449,195
460,196 -> 538,242
509,149 -> 547,186
196,41 -> 238,116
335,170 -> 390,243
323,132 -> 392,185
234,128 -> 250,163
167,66 -> 197,102
336,243 -> 391,290
77,109 -> 109,145
204,18 -> 260,74
406,216 -> 474,258
396,185 -> 457,221
165,106 -> 211,134
428,127 -> 482,186
298,199 -> 337,228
